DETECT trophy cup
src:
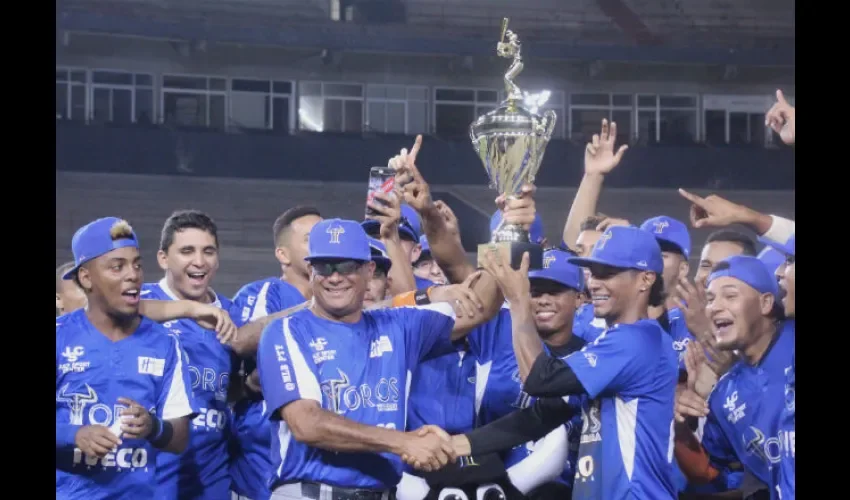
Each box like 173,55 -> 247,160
471,18 -> 556,270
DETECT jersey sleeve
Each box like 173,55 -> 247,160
232,281 -> 272,324
157,334 -> 198,420
562,328 -> 646,399
257,317 -> 323,419
397,302 -> 457,366
268,282 -> 309,314
466,307 -> 510,363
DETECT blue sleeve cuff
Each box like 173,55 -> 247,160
56,424 -> 81,448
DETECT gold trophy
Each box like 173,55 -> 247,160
471,18 -> 556,270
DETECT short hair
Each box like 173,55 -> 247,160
160,210 -> 219,252
705,230 -> 757,257
658,239 -> 687,258
579,213 -> 609,232
273,206 -> 322,247
56,261 -> 76,293
648,273 -> 665,307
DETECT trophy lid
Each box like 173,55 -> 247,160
469,101 -> 550,142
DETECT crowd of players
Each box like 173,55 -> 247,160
55,90 -> 796,500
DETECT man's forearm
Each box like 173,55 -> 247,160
139,299 -> 192,322
562,173 -> 605,251
451,271 -> 504,340
289,406 -> 406,455
462,397 -> 572,456
420,205 -> 476,284
510,298 -> 544,381
232,301 -> 309,356
673,419 -> 719,484
158,417 -> 190,454
384,236 -> 417,294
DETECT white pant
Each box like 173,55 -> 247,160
231,492 -> 254,500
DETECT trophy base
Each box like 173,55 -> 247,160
477,241 -> 543,271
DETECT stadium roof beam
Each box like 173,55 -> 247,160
595,0 -> 663,46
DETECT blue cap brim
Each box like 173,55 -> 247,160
568,256 -> 629,270
62,239 -> 139,280
305,255 -> 371,262
528,273 -> 581,291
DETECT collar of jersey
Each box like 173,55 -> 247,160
157,277 -> 222,309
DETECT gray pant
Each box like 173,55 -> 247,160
231,492 -> 254,500
270,482 -> 393,500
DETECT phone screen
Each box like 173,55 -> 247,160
366,166 -> 396,217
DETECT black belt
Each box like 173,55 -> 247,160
299,481 -> 396,500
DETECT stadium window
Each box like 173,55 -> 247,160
56,68 -> 87,122
162,75 -> 228,129
636,94 -> 698,145
90,70 -> 155,125
366,84 -> 429,135
434,88 -> 499,139
298,81 -> 364,133
229,78 -> 293,133
569,93 -> 632,144
702,94 -> 781,147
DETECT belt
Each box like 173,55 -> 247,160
298,482 -> 396,500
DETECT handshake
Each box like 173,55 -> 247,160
398,425 -> 470,472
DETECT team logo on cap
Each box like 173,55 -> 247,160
326,225 -> 345,244
652,221 -> 669,234
596,232 -> 613,250
543,255 -> 556,269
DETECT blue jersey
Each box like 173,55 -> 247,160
406,343 -> 476,435
666,307 -> 696,372
468,308 -> 583,489
232,277 -> 307,325
257,303 -> 456,490
701,320 -> 795,489
229,277 -> 307,500
56,310 -> 196,500
414,276 -> 436,290
572,303 -> 606,343
565,320 -> 679,500
774,346 -> 795,500
142,279 -> 237,500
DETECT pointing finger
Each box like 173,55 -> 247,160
678,188 -> 705,206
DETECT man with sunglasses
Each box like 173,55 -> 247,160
257,218 -> 504,500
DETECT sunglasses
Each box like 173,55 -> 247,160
312,260 -> 365,277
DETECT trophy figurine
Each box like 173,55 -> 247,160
470,18 -> 556,270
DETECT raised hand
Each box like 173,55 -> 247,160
495,184 -> 537,231
678,189 -> 751,229
429,272 -> 485,319
765,89 -> 794,145
75,425 -> 122,458
479,248 -> 530,305
393,136 -> 434,214
674,386 -> 710,423
674,276 -> 711,340
367,190 -> 402,241
433,200 -> 460,238
584,119 -> 628,176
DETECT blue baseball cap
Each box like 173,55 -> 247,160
640,215 -> 691,259
361,204 -> 420,242
529,248 -> 584,291
306,219 -> 371,262
568,225 -> 664,274
63,217 -> 140,280
419,234 -> 431,256
763,234 -> 795,258
757,246 -> 786,274
490,210 -> 545,245
707,255 -> 779,297
368,237 -> 392,272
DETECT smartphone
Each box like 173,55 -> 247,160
366,166 -> 396,218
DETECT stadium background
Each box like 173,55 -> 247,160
55,0 -> 795,296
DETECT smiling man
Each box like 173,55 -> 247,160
142,210 -> 239,500
673,256 -> 794,497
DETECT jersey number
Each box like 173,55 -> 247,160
576,456 -> 594,479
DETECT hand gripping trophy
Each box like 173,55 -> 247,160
470,18 -> 556,270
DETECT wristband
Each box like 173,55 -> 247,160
149,417 -> 174,449
149,412 -> 164,442
392,287 -> 433,307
